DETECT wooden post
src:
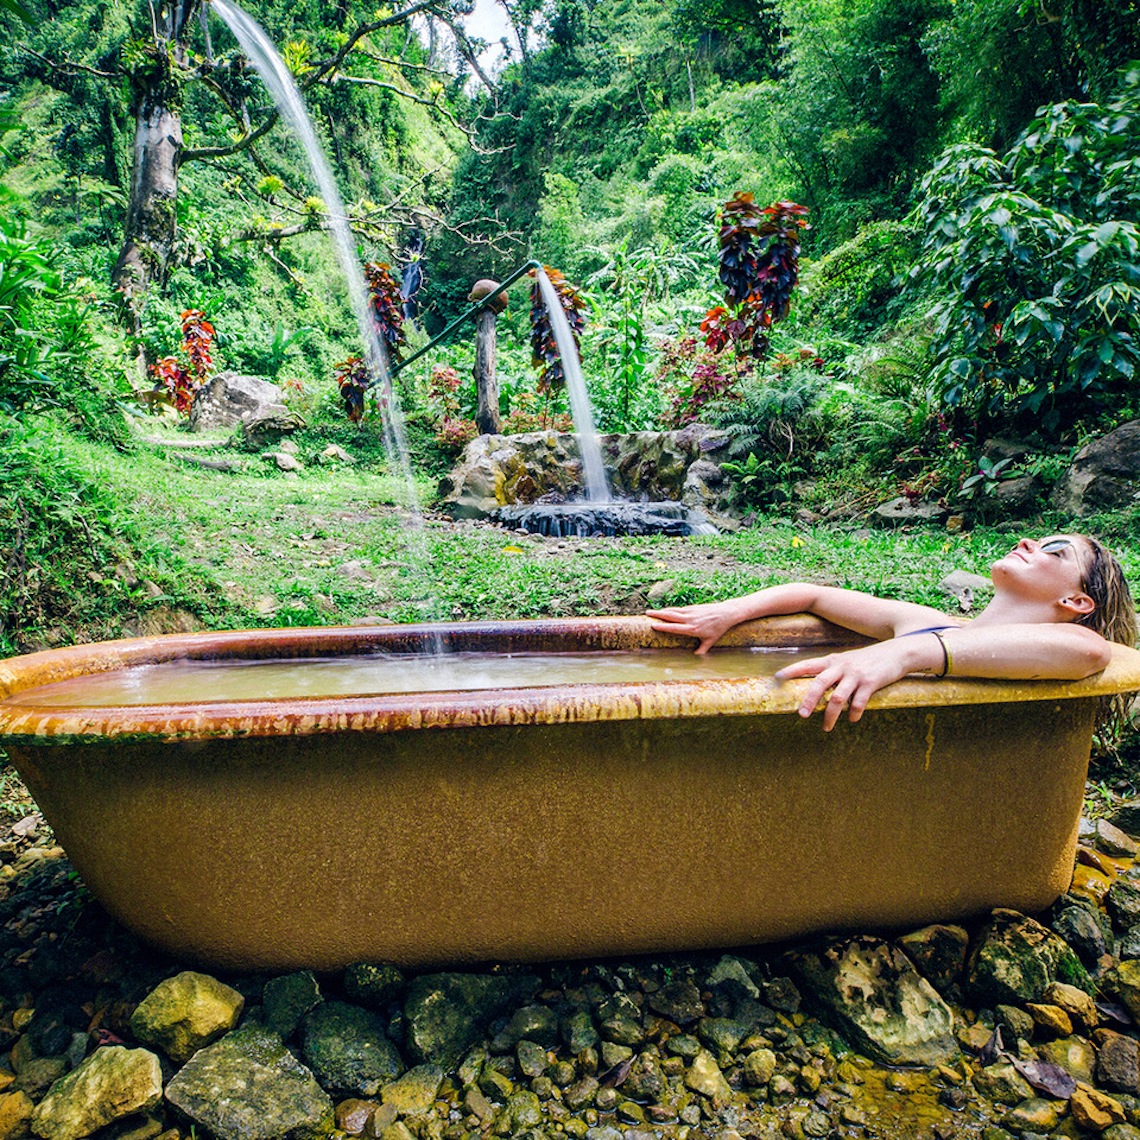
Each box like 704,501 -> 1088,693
474,307 -> 501,435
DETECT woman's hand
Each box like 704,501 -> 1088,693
646,600 -> 747,655
775,639 -> 929,731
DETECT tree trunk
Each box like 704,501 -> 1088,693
111,88 -> 183,334
474,308 -> 501,434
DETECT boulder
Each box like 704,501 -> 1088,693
968,909 -> 1088,1005
437,427 -> 734,520
165,1025 -> 333,1140
243,410 -> 305,448
300,1002 -> 403,1096
129,971 -> 244,1064
30,1047 -> 162,1140
188,372 -> 286,431
1051,420 -> 1140,516
788,937 -> 958,1067
403,973 -> 540,1070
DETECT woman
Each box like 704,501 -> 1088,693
647,535 -> 1136,732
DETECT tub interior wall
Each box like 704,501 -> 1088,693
9,696 -> 1093,970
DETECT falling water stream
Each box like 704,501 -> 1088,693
534,269 -> 611,502
209,0 -> 419,510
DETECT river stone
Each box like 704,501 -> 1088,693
1038,1036 -> 1097,1084
1097,1030 -> 1140,1094
1108,881 -> 1140,932
129,971 -> 245,1064
563,1076 -> 598,1111
516,1040 -> 547,1079
995,1004 -> 1035,1043
684,1050 -> 732,1103
898,924 -> 969,994
648,979 -> 705,1026
707,957 -> 760,1003
1004,1097 -> 1061,1133
742,1048 -> 777,1087
789,937 -> 958,1067
0,1092 -> 34,1140
1111,802 -> 1140,838
1110,961 -> 1140,1023
403,973 -> 539,1070
165,1024 -> 332,1140
14,1058 -> 66,1098
344,965 -> 405,1011
697,1018 -> 747,1058
1098,820 -> 1140,858
1044,981 -> 1098,1033
263,972 -> 322,1039
1051,896 -> 1110,965
972,1061 -> 1033,1106
622,1054 -> 665,1101
968,910 -> 1087,1005
561,1012 -> 599,1053
379,1064 -> 442,1115
30,1047 -> 161,1140
492,1005 -> 559,1051
301,1002 -> 403,1096
762,977 -> 801,1014
507,1090 -> 542,1129
1071,1082 -> 1127,1130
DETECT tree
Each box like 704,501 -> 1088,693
6,0 -> 494,333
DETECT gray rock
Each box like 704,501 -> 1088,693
1121,925 -> 1140,960
1108,880 -> 1140,932
622,1053 -> 665,1101
1111,801 -> 1140,839
972,1061 -> 1033,1106
684,1050 -> 732,1102
189,372 -> 285,431
262,972 -> 322,1039
871,497 -> 949,525
561,1011 -> 599,1053
129,971 -> 245,1065
968,909 -> 1087,1005
492,1005 -> 559,1051
789,937 -> 958,1067
403,973 -> 539,1070
15,1057 -> 67,1098
165,1025 -> 333,1140
508,1090 -> 542,1129
1100,820 -> 1140,858
707,956 -> 760,1003
242,409 -> 305,448
761,977 -> 801,1014
517,1040 -> 548,1079
344,964 -> 405,1010
1051,897 -> 1109,965
1051,420 -> 1140,516
379,1064 -> 443,1115
697,1018 -> 748,1058
1097,1030 -> 1140,1094
898,924 -> 969,994
301,1001 -> 403,1096
30,1048 -> 161,1140
938,570 -> 992,613
647,979 -> 705,1026
742,1047 -> 776,1087
268,451 -> 303,472
438,428 -> 735,521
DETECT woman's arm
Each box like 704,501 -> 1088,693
647,583 -> 950,654
776,622 -> 1112,731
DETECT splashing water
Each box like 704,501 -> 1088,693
535,269 -> 611,503
209,0 -> 418,510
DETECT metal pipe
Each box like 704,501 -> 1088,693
369,260 -> 544,387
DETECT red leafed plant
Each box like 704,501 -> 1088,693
149,309 -> 216,414
363,262 -> 406,364
706,194 -> 809,359
333,356 -> 370,424
529,266 -> 587,394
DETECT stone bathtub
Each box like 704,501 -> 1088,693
1,615 -> 1138,971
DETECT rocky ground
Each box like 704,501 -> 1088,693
5,790 -> 1140,1140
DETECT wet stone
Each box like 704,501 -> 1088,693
1111,961 -> 1140,1023
599,1041 -> 632,1071
1044,981 -> 1098,1033
995,1004 -> 1035,1043
707,957 -> 760,1003
516,1040 -> 547,1079
564,1077 -> 598,1111
1005,1097 -> 1060,1133
598,1014 -> 643,1048
697,1018 -> 748,1058
493,1005 -> 559,1052
594,1086 -> 617,1111
14,1056 -> 66,1098
1108,881 -> 1140,932
1071,1082 -> 1127,1130
507,1090 -> 542,1129
685,1050 -> 732,1103
28,1047 -> 161,1140
379,1063 -> 442,1115
665,1034 -> 701,1059
1026,1002 -> 1073,1038
968,910 -> 1084,1005
761,978 -> 800,1014
129,971 -> 245,1065
0,1092 -> 34,1140
1098,820 -> 1140,858
898,924 -> 970,995
802,1110 -> 830,1138
344,964 -> 405,1010
1038,1035 -> 1097,1084
972,1061 -> 1034,1106
1111,802 -> 1140,838
334,1098 -> 378,1135
742,1048 -> 776,1087
561,1012 -> 599,1054
647,979 -> 705,1026
262,971 -> 322,1039
1051,897 -> 1109,966
550,1060 -> 575,1087
622,1053 -> 665,1101
1097,1030 -> 1140,1094
300,1001 -> 403,1097
165,1024 -> 333,1140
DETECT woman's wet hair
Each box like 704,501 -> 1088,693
1074,536 -> 1137,647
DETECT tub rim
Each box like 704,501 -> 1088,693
2,613 -> 1140,745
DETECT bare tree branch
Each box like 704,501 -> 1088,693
17,44 -> 121,80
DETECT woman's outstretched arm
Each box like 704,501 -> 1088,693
647,582 -> 950,654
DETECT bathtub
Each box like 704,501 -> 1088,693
2,615 -> 1138,971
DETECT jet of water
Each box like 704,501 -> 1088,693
209,0 -> 419,510
534,269 -> 611,503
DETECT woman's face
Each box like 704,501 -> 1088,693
991,535 -> 1091,607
